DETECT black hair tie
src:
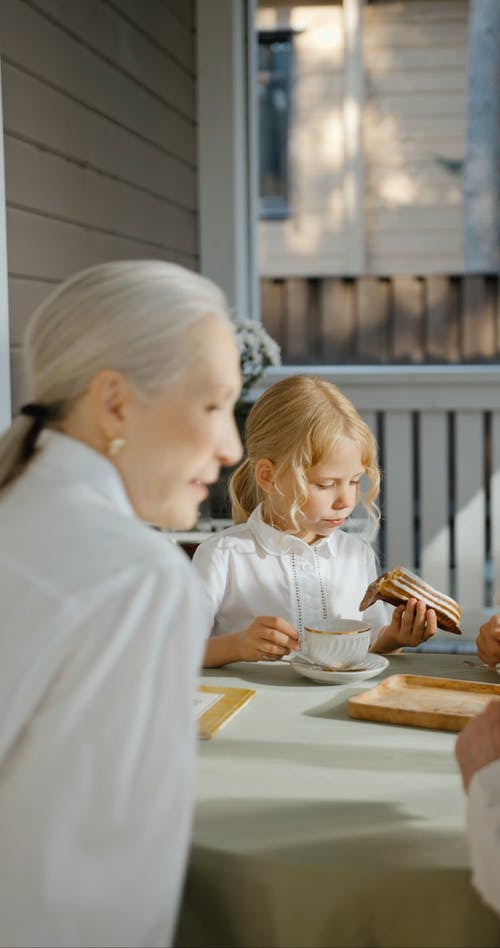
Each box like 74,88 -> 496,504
20,402 -> 49,421
19,402 -> 50,461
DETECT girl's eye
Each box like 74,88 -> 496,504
205,404 -> 221,413
315,480 -> 360,489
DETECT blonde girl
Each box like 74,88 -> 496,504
193,375 -> 436,667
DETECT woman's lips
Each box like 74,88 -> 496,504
190,479 -> 209,499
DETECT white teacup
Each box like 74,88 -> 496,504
304,619 -> 371,668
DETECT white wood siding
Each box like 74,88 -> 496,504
364,0 -> 467,274
258,0 -> 468,278
0,0 -> 197,412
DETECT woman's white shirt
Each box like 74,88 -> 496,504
193,504 -> 389,644
466,759 -> 500,916
0,431 -> 206,948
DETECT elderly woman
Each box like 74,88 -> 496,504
0,261 -> 242,947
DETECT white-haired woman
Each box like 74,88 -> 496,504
0,260 -> 242,947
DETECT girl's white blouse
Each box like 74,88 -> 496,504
193,504 -> 390,643
0,431 -> 206,947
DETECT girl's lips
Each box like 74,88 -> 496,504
323,517 -> 345,527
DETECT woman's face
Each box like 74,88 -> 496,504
115,317 -> 243,528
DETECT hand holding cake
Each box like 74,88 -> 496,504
360,565 -> 462,653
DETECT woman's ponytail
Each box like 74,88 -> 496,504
0,415 -> 41,492
0,402 -> 66,493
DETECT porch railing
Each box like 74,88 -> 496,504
261,274 -> 500,365
250,365 -> 500,641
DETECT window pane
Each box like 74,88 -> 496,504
258,33 -> 292,217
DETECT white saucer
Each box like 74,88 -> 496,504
290,653 -> 389,684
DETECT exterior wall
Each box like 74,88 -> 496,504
0,0 -> 197,411
257,0 -> 468,278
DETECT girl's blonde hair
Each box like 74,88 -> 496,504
229,375 -> 380,528
0,259 -> 231,492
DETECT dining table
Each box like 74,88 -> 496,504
174,651 -> 500,948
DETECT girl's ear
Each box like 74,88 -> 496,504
255,458 -> 276,494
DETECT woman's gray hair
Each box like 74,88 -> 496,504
0,259 -> 232,491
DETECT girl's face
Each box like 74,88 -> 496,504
270,438 -> 364,545
113,317 -> 243,529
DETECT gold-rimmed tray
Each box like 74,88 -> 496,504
348,674 -> 500,731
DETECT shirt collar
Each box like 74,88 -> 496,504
247,503 -> 338,558
36,430 -> 136,519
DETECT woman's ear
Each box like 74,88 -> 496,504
255,458 -> 276,494
88,369 -> 130,440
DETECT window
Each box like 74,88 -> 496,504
258,29 -> 294,219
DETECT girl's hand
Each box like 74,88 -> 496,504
371,599 -> 436,653
238,616 -> 300,662
477,615 -> 500,667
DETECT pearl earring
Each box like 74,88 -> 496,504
108,437 -> 126,456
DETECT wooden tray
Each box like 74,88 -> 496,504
197,685 -> 255,739
348,674 -> 500,731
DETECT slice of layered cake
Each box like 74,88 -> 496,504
359,566 -> 462,634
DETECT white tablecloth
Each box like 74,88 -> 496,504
176,652 -> 500,948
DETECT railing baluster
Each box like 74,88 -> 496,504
383,411 -> 414,569
420,411 -> 450,595
491,412 -> 500,610
455,411 -> 485,612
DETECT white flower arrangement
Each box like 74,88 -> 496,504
232,318 -> 281,398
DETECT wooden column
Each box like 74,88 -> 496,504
0,63 -> 11,431
197,0 -> 258,319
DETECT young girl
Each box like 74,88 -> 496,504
193,375 -> 436,667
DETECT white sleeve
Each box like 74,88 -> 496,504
0,560 -> 206,948
466,758 -> 500,915
192,536 -> 230,636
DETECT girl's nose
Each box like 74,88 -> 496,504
333,492 -> 349,509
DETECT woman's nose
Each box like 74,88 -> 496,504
218,418 -> 243,467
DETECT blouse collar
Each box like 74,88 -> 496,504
36,430 -> 136,519
247,503 -> 339,558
